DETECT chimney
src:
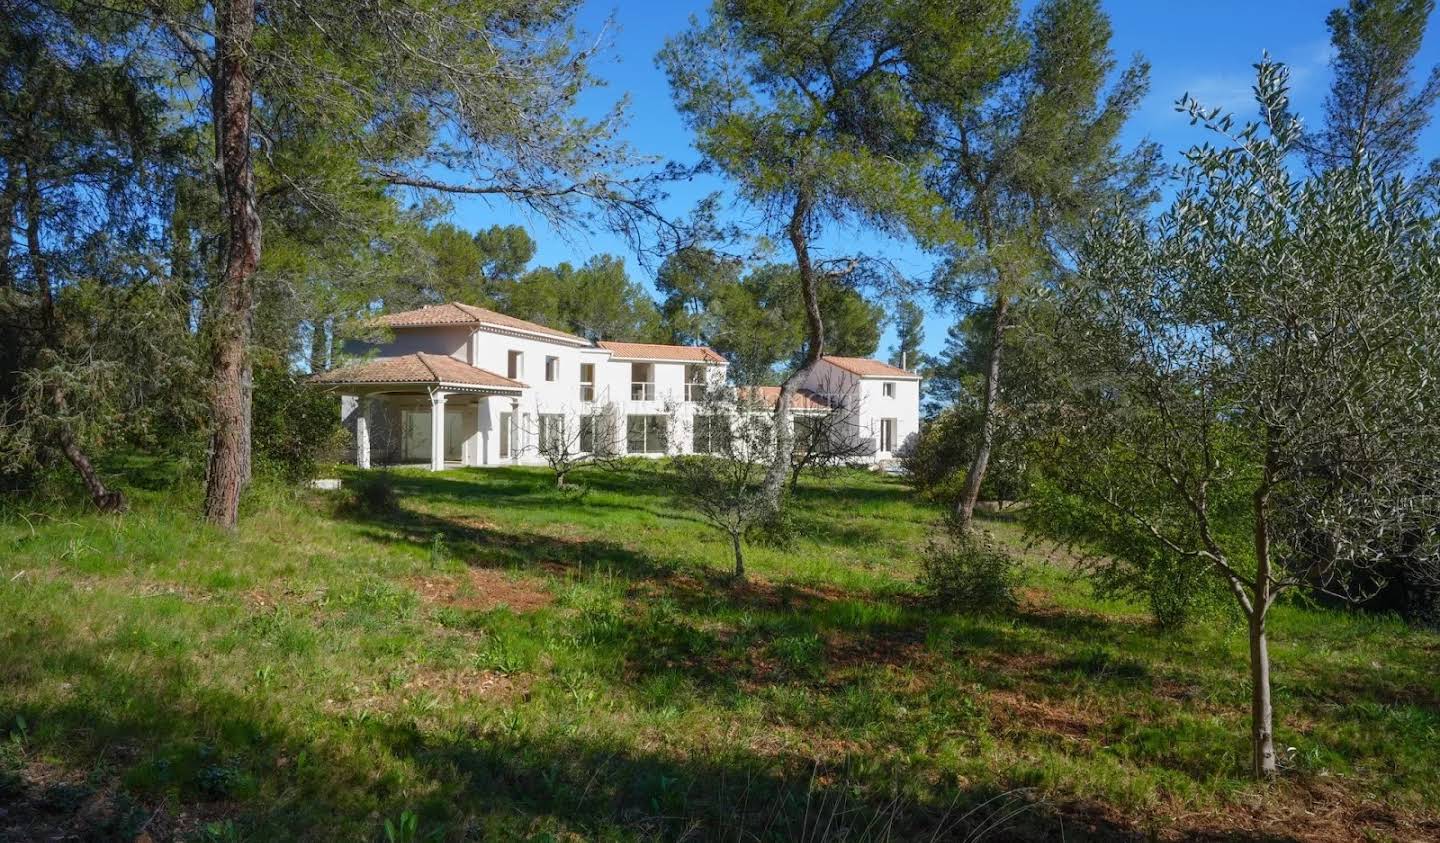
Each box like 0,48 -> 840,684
901,351 -> 907,371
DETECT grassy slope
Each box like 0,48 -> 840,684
1,460 -> 1437,841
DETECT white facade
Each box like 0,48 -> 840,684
325,304 -> 920,470
794,358 -> 922,460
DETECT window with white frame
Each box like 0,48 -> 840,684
684,364 -> 708,401
630,362 -> 655,401
626,414 -> 667,453
507,350 -> 523,380
692,414 -> 729,453
579,362 -> 595,402
882,381 -> 895,398
579,415 -> 596,452
545,356 -> 559,382
538,413 -> 564,451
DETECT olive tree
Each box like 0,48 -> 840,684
669,388 -> 776,580
1022,58 -> 1440,779
518,403 -> 623,489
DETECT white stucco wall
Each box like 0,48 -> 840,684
801,359 -> 921,460
339,320 -> 919,467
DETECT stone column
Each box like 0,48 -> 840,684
430,391 -> 448,472
355,396 -> 371,469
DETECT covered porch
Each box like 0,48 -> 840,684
309,352 -> 527,471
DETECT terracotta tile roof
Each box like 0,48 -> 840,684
309,352 -> 525,390
821,355 -> 920,379
740,386 -> 835,412
597,340 -> 727,363
373,302 -> 586,343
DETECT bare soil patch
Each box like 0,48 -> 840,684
404,666 -> 534,702
411,568 -> 553,613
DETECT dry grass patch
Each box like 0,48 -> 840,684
410,568 -> 553,613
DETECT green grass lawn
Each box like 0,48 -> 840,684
1,460 -> 1437,841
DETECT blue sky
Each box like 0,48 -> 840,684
443,0 -> 1440,360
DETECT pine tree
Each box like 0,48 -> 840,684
928,0 -> 1158,529
661,0 -> 1015,512
888,300 -> 926,371
1307,0 -> 1440,178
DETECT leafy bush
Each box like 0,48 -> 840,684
901,406 -> 1027,505
918,524 -> 1023,613
343,470 -> 398,516
251,355 -> 345,482
748,497 -> 800,548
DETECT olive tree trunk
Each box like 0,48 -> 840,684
1248,608 -> 1276,777
1246,451 -> 1278,778
202,0 -> 262,529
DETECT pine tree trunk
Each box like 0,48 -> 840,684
202,0 -> 261,529
762,194 -> 822,515
56,418 -> 126,513
956,294 -> 1008,530
309,318 -> 329,372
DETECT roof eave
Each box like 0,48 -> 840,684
308,379 -> 525,394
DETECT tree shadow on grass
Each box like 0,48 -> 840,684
323,495 -> 1435,836
0,625 -> 1194,842
337,498 -> 679,582
361,466 -> 712,528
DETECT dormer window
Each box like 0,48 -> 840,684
882,382 -> 895,398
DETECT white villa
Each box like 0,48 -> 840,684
310,302 -> 920,470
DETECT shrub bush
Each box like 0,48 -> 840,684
748,499 -> 800,548
918,524 -> 1023,613
901,406 -> 1028,506
343,470 -> 398,516
251,355 -> 345,483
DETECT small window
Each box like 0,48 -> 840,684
579,416 -> 595,453
507,350 -> 523,380
545,356 -> 559,382
630,362 -> 655,401
792,415 -> 819,454
882,382 -> 895,398
579,362 -> 595,402
685,364 -> 708,402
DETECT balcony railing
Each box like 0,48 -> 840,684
684,383 -> 706,402
631,382 -> 656,401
